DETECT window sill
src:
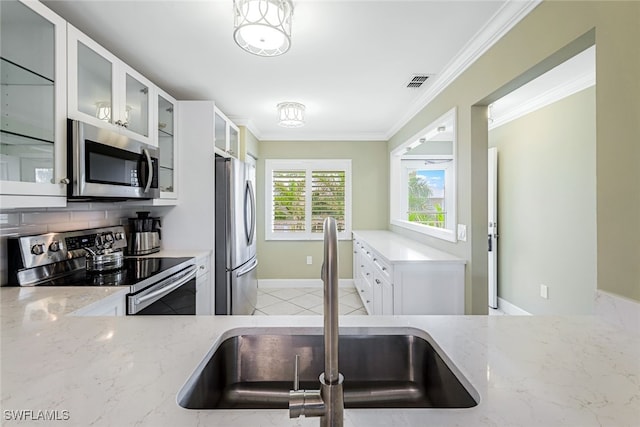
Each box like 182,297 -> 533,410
390,219 -> 457,243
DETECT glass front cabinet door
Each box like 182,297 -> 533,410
0,0 -> 67,205
67,25 -> 155,147
213,107 -> 239,159
157,89 -> 177,199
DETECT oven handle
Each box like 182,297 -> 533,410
135,266 -> 197,305
142,148 -> 153,194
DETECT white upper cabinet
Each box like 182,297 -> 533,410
67,24 -> 156,147
213,107 -> 239,158
157,88 -> 178,199
0,0 -> 67,207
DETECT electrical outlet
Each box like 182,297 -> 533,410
540,284 -> 549,299
457,224 -> 467,241
306,256 -> 313,265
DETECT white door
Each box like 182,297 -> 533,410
488,147 -> 498,308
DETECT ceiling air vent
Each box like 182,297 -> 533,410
406,74 -> 430,88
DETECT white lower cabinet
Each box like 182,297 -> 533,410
70,291 -> 126,316
353,231 -> 466,315
195,255 -> 212,315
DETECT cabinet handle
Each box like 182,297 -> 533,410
373,258 -> 377,261
375,279 -> 381,285
360,265 -> 364,268
360,289 -> 364,293
366,300 -> 370,304
366,272 -> 370,276
59,178 -> 70,184
382,267 -> 387,271
353,251 -> 357,254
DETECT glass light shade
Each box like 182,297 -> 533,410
277,102 -> 305,128
234,0 -> 293,57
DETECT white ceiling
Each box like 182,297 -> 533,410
43,0 -> 538,141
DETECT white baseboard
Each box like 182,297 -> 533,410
497,297 -> 531,315
258,279 -> 355,289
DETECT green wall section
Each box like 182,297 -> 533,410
256,140 -> 388,280
388,1 -> 640,311
489,87 -> 597,314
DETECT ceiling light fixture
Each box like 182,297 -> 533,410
233,0 -> 293,57
277,102 -> 305,127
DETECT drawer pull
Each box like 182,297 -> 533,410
375,279 -> 381,285
382,267 -> 387,271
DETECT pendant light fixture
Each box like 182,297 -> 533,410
277,102 -> 305,127
233,0 -> 293,57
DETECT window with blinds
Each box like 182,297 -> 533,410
266,159 -> 351,240
311,171 -> 345,233
272,170 -> 306,232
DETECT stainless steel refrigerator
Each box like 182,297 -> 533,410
214,156 -> 258,315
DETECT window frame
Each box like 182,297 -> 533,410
390,107 -> 458,242
265,159 -> 352,241
399,157 -> 454,230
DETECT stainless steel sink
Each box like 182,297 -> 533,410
177,328 -> 478,410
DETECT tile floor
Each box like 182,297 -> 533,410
254,286 -> 367,316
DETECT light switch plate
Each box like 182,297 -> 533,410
306,256 -> 313,265
457,224 -> 467,241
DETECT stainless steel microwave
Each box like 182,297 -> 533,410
67,119 -> 160,200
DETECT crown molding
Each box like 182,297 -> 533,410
384,0 -> 542,141
227,116 -> 263,139
489,70 -> 595,130
258,131 -> 388,142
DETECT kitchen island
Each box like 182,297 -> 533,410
1,287 -> 638,427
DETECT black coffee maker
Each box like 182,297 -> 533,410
127,211 -> 161,255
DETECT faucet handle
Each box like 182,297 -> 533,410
289,354 -> 324,419
293,354 -> 300,391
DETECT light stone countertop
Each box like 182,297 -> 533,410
353,230 -> 466,264
1,287 -> 639,427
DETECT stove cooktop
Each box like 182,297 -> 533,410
34,257 -> 194,287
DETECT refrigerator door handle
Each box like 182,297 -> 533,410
236,258 -> 258,278
244,180 -> 256,245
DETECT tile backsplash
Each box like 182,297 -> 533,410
0,203 -> 171,285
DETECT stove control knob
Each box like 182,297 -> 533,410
31,243 -> 45,255
104,233 -> 114,243
49,241 -> 61,252
114,232 -> 125,241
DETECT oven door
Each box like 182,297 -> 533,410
69,119 -> 159,199
127,265 -> 198,315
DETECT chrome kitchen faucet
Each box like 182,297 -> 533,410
289,217 -> 344,427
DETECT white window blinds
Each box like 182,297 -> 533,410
272,170 -> 306,232
266,160 -> 351,240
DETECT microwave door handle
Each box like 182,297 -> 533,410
135,266 -> 198,305
142,148 -> 153,193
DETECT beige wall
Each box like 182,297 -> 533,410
257,140 -> 388,280
389,1 -> 640,312
489,87 -> 597,314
